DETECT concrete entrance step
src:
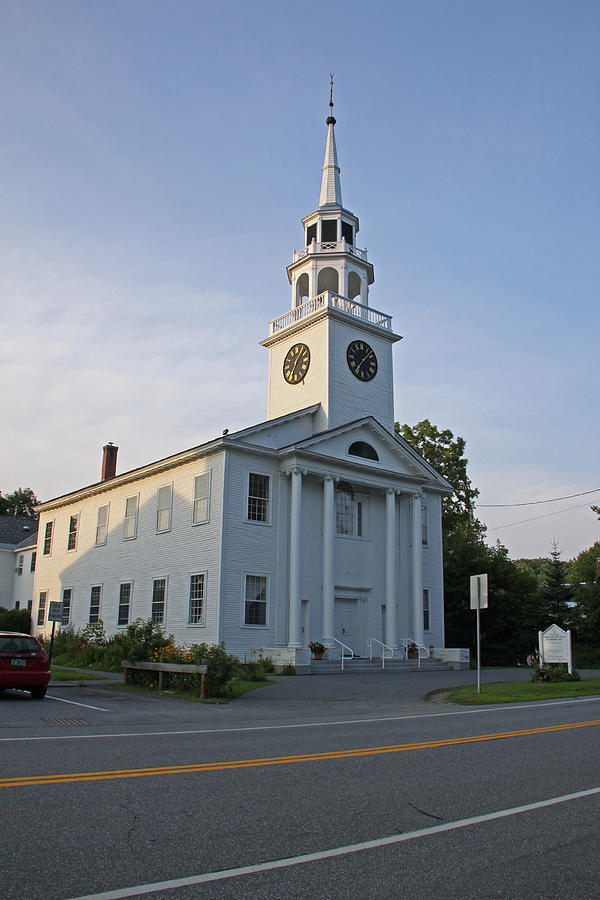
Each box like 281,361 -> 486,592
309,657 -> 449,674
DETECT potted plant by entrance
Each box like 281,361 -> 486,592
407,641 -> 418,659
309,642 -> 326,660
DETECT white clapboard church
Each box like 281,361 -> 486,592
32,98 -> 453,670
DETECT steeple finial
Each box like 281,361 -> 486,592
327,73 -> 336,125
319,75 -> 342,207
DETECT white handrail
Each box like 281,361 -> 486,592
398,637 -> 430,669
367,638 -> 395,669
326,637 -> 355,671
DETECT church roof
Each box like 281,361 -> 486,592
319,117 -> 342,208
0,516 -> 38,549
319,76 -> 342,207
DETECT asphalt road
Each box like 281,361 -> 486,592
1,669 -> 599,900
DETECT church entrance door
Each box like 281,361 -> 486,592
334,598 -> 365,657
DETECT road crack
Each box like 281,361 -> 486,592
407,801 -> 444,821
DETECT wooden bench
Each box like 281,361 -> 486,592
121,660 -> 208,697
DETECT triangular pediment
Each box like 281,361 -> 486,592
278,417 -> 453,491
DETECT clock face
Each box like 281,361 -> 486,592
347,340 -> 378,381
283,343 -> 311,384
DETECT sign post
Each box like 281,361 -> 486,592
47,602 -> 63,668
470,574 -> 488,694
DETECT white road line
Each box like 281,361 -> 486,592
45,695 -> 109,712
63,785 -> 600,900
1,694 -> 599,742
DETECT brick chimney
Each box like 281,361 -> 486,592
101,443 -> 119,481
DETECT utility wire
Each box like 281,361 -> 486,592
477,488 -> 600,508
486,502 -> 592,532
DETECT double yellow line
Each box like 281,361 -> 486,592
3,719 -> 599,790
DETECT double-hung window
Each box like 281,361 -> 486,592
247,473 -> 270,523
89,585 -> 102,623
156,485 -> 173,533
30,552 -> 37,573
61,588 -> 72,626
421,501 -> 428,545
335,483 -> 364,537
123,495 -> 139,540
16,555 -> 24,576
37,591 -> 48,626
244,574 -> 267,626
188,573 -> 206,625
43,521 -> 54,555
96,505 -> 109,546
192,472 -> 211,525
151,578 -> 166,623
67,514 -> 79,551
423,589 -> 430,632
118,582 -> 132,626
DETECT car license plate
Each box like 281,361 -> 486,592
11,658 -> 26,666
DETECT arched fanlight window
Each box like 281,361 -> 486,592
348,441 -> 379,462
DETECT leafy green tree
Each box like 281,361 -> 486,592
0,487 -> 39,518
395,419 -> 482,537
396,419 -> 539,662
569,541 -> 600,585
568,541 -> 600,652
514,557 -> 549,586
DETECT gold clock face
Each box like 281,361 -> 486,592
347,340 -> 378,381
283,343 -> 311,384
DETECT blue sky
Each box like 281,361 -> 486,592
1,0 -> 598,560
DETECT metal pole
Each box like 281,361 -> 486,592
48,620 -> 56,668
476,577 -> 481,694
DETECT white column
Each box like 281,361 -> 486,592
322,475 -> 335,643
288,468 -> 303,647
385,489 -> 398,651
311,256 -> 318,298
412,492 -> 424,645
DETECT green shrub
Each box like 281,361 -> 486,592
241,659 -> 272,681
0,606 -> 32,633
531,664 -> 581,683
150,640 -> 241,698
281,664 -> 296,676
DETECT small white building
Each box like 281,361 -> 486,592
31,102 -> 452,665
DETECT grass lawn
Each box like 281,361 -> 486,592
440,677 -> 600,705
112,678 -> 275,703
50,667 -> 110,681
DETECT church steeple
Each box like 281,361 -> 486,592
284,83 -> 374,309
319,77 -> 342,208
261,86 -> 401,434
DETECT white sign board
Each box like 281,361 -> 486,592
470,574 -> 488,610
540,624 -> 569,663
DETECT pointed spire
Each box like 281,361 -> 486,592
319,75 -> 342,208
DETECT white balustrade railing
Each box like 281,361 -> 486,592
325,637 -> 355,671
398,637 -> 430,669
367,638 -> 395,669
291,240 -> 368,262
269,291 -> 392,335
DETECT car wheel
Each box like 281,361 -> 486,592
29,687 -> 47,700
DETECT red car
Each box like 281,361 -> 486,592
0,631 -> 50,699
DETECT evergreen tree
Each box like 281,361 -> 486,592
539,542 -> 572,629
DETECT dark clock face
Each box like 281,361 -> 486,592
283,343 -> 311,384
347,340 -> 378,381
